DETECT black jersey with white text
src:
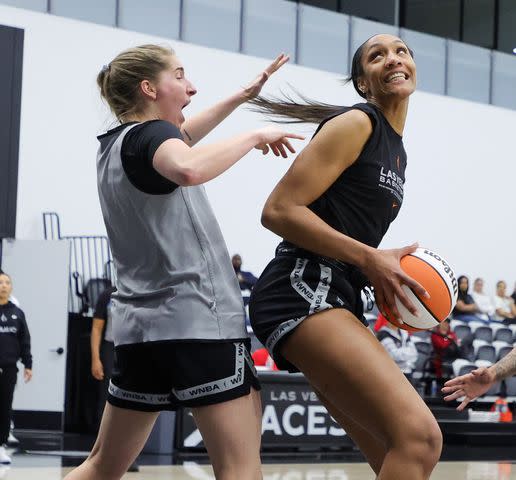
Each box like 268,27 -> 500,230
0,301 -> 32,368
307,102 -> 407,248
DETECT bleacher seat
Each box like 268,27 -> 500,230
473,326 -> 493,343
494,327 -> 513,343
505,377 -> 516,396
498,345 -> 514,361
473,339 -> 496,363
454,324 -> 472,341
414,341 -> 432,356
492,340 -> 513,360
452,359 -> 477,377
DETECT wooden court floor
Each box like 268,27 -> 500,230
1,461 -> 516,479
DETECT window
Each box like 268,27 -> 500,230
340,0 -> 397,25
402,0 -> 461,40
462,0 -> 495,49
497,0 -> 516,54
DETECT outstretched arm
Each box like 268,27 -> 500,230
181,54 -> 289,146
443,347 -> 516,410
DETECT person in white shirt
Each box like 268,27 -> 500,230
470,278 -> 495,321
492,280 -> 516,324
377,322 -> 418,379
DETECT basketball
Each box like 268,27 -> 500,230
384,247 -> 458,331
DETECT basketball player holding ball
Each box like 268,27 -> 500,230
249,34 -> 443,479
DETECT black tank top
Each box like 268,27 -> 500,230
307,102 -> 407,248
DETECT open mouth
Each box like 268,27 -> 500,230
385,72 -> 409,83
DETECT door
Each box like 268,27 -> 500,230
1,239 -> 70,426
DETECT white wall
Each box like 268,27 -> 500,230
1,4 -> 515,296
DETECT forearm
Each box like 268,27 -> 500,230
491,348 -> 516,381
181,91 -> 245,146
90,329 -> 102,361
174,131 -> 259,185
262,204 -> 373,269
496,308 -> 512,319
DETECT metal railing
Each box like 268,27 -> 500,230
43,212 -> 113,314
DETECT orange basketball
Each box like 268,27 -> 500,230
383,247 -> 458,331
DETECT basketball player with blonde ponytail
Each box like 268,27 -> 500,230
65,44 -> 303,480
249,34 -> 443,479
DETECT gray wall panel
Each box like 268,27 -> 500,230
447,40 -> 490,103
491,51 -> 516,110
298,4 -> 349,74
0,0 -> 47,12
50,0 -> 116,26
242,0 -> 296,59
400,28 -> 446,95
118,0 -> 180,39
182,0 -> 240,52
349,16 -> 398,70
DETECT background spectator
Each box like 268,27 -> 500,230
377,321 -> 418,382
471,277 -> 495,321
251,347 -> 278,371
431,319 -> 460,381
232,254 -> 258,306
511,282 -> 516,304
453,275 -> 485,323
493,280 -> 516,324
0,273 -> 32,465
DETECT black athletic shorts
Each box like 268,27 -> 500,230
107,339 -> 260,412
249,243 -> 369,372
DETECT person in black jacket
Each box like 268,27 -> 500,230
0,272 -> 32,464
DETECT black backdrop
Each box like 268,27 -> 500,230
0,25 -> 24,244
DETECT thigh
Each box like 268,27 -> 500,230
281,309 -> 438,447
192,388 -> 262,478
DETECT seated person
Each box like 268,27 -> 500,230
431,319 -> 460,381
377,320 -> 418,381
251,347 -> 278,371
452,275 -> 485,323
511,281 -> 516,304
470,277 -> 495,321
492,280 -> 516,325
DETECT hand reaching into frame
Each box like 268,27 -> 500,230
442,367 -> 496,411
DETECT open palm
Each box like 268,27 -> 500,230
243,53 -> 290,99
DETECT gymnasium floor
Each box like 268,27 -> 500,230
2,441 -> 516,480
1,460 -> 516,479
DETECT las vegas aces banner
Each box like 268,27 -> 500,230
175,372 -> 356,450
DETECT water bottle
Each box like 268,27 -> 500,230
431,380 -> 438,397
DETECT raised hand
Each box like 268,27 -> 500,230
362,243 -> 429,322
255,126 -> 305,158
243,53 -> 290,99
442,367 -> 496,411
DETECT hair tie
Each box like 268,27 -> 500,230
101,64 -> 111,74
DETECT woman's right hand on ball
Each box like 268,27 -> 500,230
362,243 -> 429,321
255,126 -> 305,158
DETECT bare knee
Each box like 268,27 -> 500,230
83,448 -> 129,480
392,416 -> 442,473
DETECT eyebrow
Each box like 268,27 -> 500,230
175,67 -> 184,72
367,40 -> 405,51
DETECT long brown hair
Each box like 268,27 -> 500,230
248,35 -> 413,125
97,44 -> 175,123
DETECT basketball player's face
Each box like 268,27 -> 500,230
0,274 -> 12,301
154,56 -> 197,126
360,35 -> 416,101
